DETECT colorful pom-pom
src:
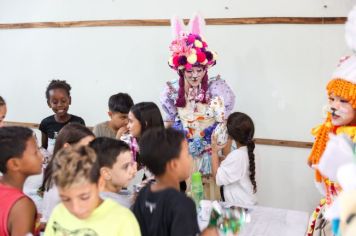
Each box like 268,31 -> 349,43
197,52 -> 206,63
187,54 -> 198,64
188,34 -> 196,44
194,40 -> 203,48
168,57 -> 174,66
178,56 -> 187,65
173,56 -> 179,67
185,64 -> 192,70
205,51 -> 213,61
212,51 -> 218,60
168,33 -> 217,70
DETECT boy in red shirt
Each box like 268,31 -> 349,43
0,126 -> 43,235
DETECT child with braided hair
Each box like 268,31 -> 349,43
211,112 -> 257,206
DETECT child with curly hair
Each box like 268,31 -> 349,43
39,80 -> 85,153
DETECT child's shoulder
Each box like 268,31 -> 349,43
102,199 -> 136,220
6,196 -> 37,234
50,202 -> 67,216
101,200 -> 140,234
100,192 -> 131,208
170,189 -> 195,206
140,184 -> 194,207
0,182 -> 28,206
94,121 -> 108,128
40,115 -> 55,124
159,188 -> 196,216
102,199 -> 130,211
233,147 -> 247,154
69,114 -> 85,124
224,147 -> 248,163
12,196 -> 37,213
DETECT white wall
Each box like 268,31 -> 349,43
1,0 -> 356,212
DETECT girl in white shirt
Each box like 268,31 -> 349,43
40,123 -> 95,222
211,112 -> 257,206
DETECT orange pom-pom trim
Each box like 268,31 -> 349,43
308,114 -> 333,182
327,78 -> 356,108
308,79 -> 356,182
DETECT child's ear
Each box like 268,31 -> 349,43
167,159 -> 179,172
100,167 -> 111,180
6,158 -> 22,172
108,111 -> 113,118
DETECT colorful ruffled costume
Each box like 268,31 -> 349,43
307,67 -> 356,236
161,75 -> 235,175
160,14 -> 235,200
307,7 -> 356,235
314,134 -> 356,236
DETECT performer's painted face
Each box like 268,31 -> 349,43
184,66 -> 207,87
329,93 -> 356,126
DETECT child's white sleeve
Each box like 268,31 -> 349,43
43,210 -> 56,236
215,151 -> 247,186
42,186 -> 60,222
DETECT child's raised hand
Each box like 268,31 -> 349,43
116,126 -> 129,139
211,133 -> 226,153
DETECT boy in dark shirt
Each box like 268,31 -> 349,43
39,80 -> 85,151
132,128 -> 217,236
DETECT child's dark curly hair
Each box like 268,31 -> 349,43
45,80 -> 71,100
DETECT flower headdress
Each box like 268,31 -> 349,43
308,6 -> 356,182
168,14 -> 217,71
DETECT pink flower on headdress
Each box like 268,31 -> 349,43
168,30 -> 216,70
187,34 -> 196,44
185,64 -> 192,70
170,37 -> 191,55
173,56 -> 179,67
197,52 -> 206,63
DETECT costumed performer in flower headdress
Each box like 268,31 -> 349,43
160,14 -> 236,200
